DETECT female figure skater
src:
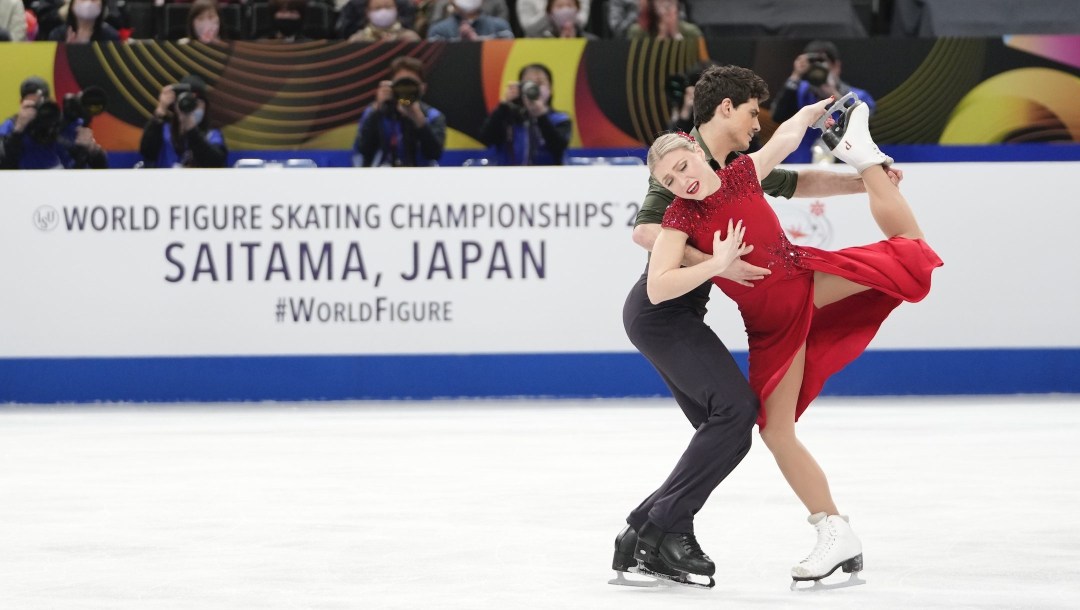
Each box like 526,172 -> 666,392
646,88 -> 942,586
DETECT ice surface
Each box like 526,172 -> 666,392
2,396 -> 1078,609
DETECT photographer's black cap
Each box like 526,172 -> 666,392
19,76 -> 50,100
803,40 -> 840,63
178,74 -> 209,98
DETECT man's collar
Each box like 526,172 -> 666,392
690,126 -> 738,170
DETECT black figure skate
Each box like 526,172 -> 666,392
608,524 -> 667,587
814,92 -> 894,173
632,522 -> 716,589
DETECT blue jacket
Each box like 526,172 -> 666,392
139,118 -> 228,168
0,117 -> 105,169
479,103 -> 572,166
354,103 -> 447,167
426,14 -> 513,40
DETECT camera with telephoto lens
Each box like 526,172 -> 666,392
519,80 -> 541,103
803,53 -> 831,88
381,77 -> 422,114
26,86 -> 108,143
665,72 -> 689,106
171,82 -> 201,114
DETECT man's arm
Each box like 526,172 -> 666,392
792,169 -> 865,197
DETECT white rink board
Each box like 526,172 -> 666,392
2,163 -> 1078,358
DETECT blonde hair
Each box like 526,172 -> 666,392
647,132 -> 696,175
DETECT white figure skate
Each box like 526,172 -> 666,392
790,512 -> 866,591
815,93 -> 893,173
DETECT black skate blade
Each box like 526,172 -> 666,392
812,91 -> 859,132
790,572 -> 865,592
636,562 -> 715,589
607,570 -> 662,588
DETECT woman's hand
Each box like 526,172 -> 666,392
709,219 -> 752,276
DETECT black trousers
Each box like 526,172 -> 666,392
622,270 -> 759,534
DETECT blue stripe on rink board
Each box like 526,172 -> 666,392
1,349 -> 1078,403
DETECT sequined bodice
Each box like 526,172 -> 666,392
661,155 -> 813,296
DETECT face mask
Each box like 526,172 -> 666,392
454,0 -> 483,14
274,17 -> 302,37
552,6 -> 577,28
73,0 -> 102,21
194,20 -> 219,42
189,107 -> 205,125
368,7 -> 397,29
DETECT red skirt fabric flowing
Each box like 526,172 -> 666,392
735,236 -> 943,428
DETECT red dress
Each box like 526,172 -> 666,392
661,155 -> 943,428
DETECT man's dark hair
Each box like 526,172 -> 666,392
390,56 -> 425,81
692,65 -> 769,126
803,40 -> 840,63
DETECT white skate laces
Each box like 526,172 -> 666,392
816,94 -> 894,173
791,512 -> 863,580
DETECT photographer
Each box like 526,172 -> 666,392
665,61 -> 715,134
139,75 -> 227,168
354,56 -> 446,167
770,40 -> 876,163
479,63 -> 571,166
0,76 -> 108,170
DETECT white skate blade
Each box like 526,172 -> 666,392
790,571 -> 866,592
608,570 -> 662,588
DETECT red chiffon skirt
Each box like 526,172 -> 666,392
720,236 -> 943,428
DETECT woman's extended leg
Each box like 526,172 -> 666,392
862,165 -> 923,240
758,343 -> 839,516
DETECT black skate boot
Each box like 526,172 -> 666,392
634,521 -> 716,588
608,524 -> 674,587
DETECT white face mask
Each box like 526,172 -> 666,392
454,0 -> 483,14
551,6 -> 577,27
73,0 -> 102,21
194,19 -> 219,42
189,107 -> 205,124
368,7 -> 398,29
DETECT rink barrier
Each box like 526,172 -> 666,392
2,348 -> 1078,403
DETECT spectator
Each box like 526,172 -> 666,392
1,0 -> 27,40
627,0 -> 700,42
607,0 -> 637,38
47,0 -> 120,42
179,0 -> 225,44
426,0 -> 512,40
529,0 -> 595,39
517,0 -> 588,37
0,76 -> 108,169
479,63 -> 571,165
261,0 -> 309,42
335,0 -> 414,40
139,75 -> 227,168
354,56 -> 446,167
347,0 -> 419,42
770,40 -> 876,164
665,61 -> 715,134
424,0 -> 507,29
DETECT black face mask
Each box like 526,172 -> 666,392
274,17 -> 302,37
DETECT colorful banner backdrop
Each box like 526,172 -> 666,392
1,36 -> 1078,153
